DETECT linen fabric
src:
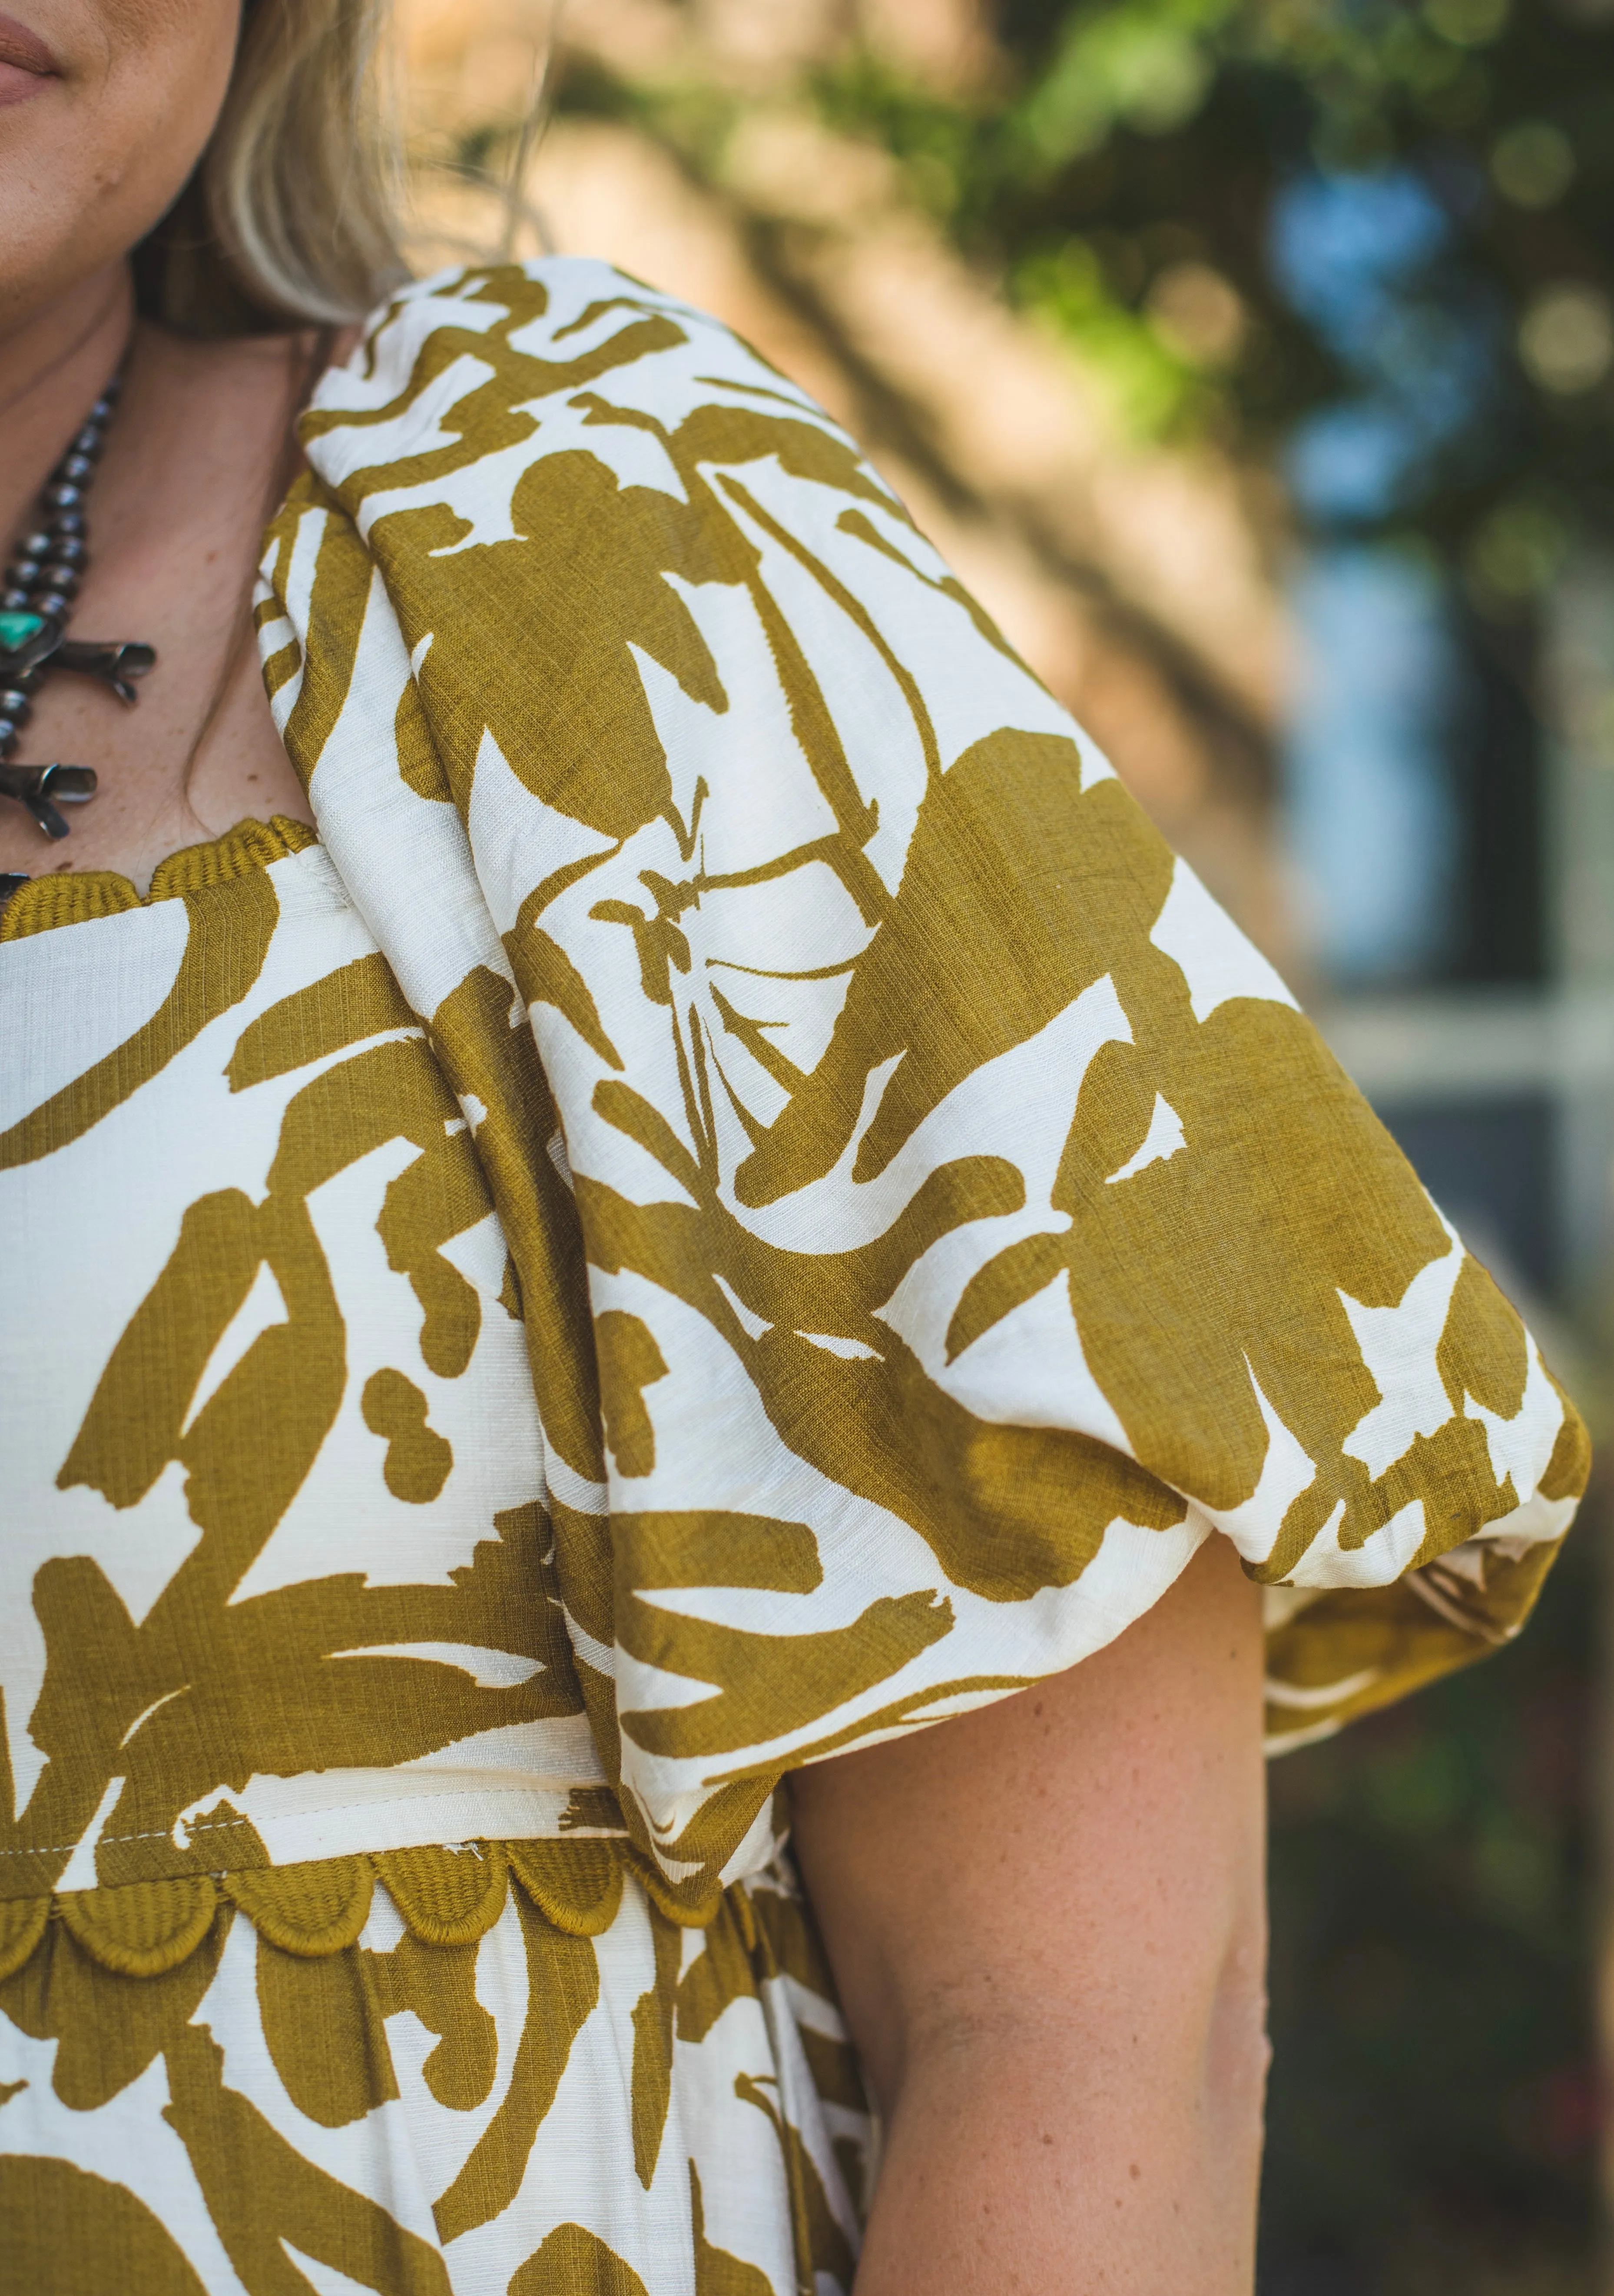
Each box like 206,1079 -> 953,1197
268,254 -> 1586,1887
0,253 -> 1590,2294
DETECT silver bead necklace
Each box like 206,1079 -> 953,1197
0,372 -> 157,843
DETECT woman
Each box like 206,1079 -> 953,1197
0,0 -> 1588,2289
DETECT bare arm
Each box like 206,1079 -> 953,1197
790,1534 -> 1268,2295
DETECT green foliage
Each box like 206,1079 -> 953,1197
1008,0 -> 1241,166
803,0 -> 1614,575
556,0 -> 1614,565
1010,241 -> 1212,432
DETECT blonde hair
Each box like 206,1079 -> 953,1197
133,0 -> 411,337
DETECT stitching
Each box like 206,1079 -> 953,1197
0,1818 -> 252,1858
0,1791 -> 622,1860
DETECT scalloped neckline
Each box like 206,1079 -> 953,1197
0,815 -> 318,942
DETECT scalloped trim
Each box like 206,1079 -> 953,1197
0,815 -> 317,942
0,1837 -> 628,1983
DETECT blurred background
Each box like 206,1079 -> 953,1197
392,0 -> 1614,2284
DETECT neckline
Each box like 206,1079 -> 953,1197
0,815 -> 318,943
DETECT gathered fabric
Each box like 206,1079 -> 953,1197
0,255 -> 1589,2293
272,255 -> 1587,1880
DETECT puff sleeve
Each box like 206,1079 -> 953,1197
258,257 -> 1591,1915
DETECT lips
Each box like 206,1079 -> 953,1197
0,12 -> 59,72
0,11 -> 59,103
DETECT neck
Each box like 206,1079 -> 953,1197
0,265 -> 134,546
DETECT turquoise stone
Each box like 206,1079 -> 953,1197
0,610 -> 44,652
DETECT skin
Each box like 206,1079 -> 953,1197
792,1536 -> 1268,2294
0,0 -> 312,887
0,7 -> 1271,2285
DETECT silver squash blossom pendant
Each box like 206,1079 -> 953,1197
0,373 -> 156,841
